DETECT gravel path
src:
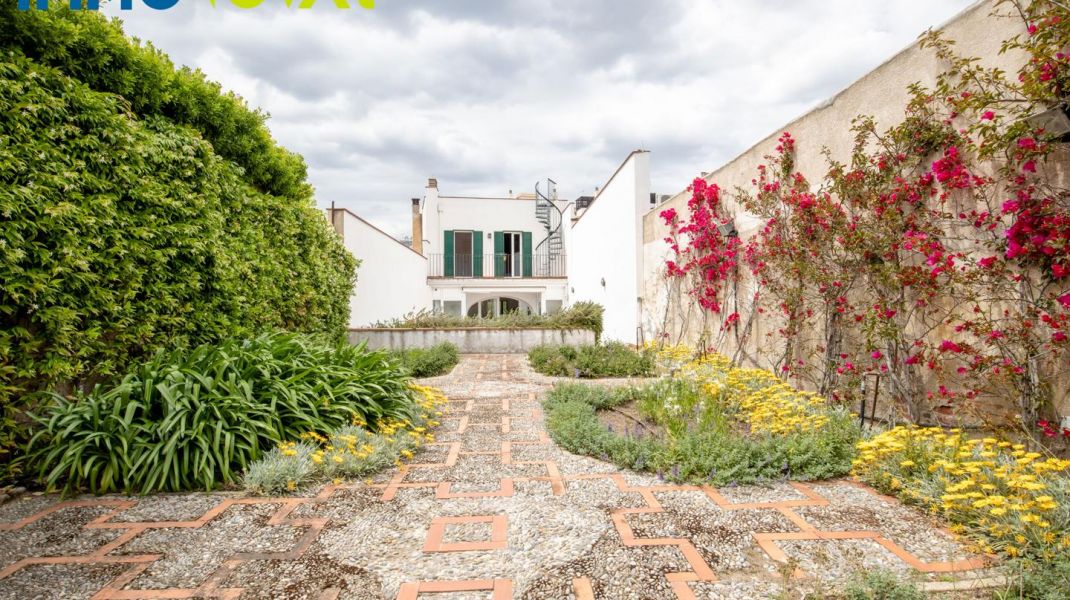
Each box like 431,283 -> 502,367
0,354 -> 997,599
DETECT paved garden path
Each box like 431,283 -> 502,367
0,355 -> 1000,599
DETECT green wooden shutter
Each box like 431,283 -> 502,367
493,231 -> 505,277
443,230 -> 454,277
473,231 -> 484,277
522,231 -> 533,277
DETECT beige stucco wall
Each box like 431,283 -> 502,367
638,1 -> 1070,417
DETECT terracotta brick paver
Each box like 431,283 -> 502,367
0,355 -> 998,599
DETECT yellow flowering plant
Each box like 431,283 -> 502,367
546,344 -> 859,485
644,344 -> 843,438
852,426 -> 1070,561
243,384 -> 448,494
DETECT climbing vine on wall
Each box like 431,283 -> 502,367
661,0 -> 1070,432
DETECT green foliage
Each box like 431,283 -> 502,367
544,382 -> 859,485
374,302 -> 604,340
840,569 -> 926,600
996,557 -> 1070,600
528,343 -> 655,378
0,5 -> 309,199
23,333 -> 415,495
389,343 -> 459,378
0,11 -> 357,471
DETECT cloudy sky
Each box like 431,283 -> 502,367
103,0 -> 975,239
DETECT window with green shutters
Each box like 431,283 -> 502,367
493,231 -> 505,277
522,231 -> 533,277
443,230 -> 454,277
473,231 -> 484,277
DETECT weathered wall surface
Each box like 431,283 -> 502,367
569,151 -> 650,344
348,328 -> 595,353
637,1 -> 1070,417
642,0 -> 1023,345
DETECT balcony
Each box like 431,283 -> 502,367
427,253 -> 566,278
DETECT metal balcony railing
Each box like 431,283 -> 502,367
427,253 -> 566,278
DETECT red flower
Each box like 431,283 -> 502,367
981,111 -> 995,121
979,256 -> 997,269
939,340 -> 963,353
1058,293 -> 1070,309
871,350 -> 883,360
1023,160 -> 1037,173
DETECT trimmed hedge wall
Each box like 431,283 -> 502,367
0,7 -> 357,464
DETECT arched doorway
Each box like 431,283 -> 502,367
467,297 -> 532,318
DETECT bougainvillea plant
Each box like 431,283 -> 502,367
662,0 -> 1069,433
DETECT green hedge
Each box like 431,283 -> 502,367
528,342 -> 655,378
0,5 -> 309,199
0,8 -> 357,470
25,333 -> 413,495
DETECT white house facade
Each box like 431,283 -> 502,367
417,177 -> 572,319
333,150 -> 655,343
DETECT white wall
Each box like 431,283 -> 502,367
425,196 -> 546,256
568,151 -> 650,344
331,209 -> 431,327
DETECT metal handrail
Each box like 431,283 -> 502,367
426,253 -> 566,278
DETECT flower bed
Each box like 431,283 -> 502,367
24,333 -> 424,495
244,385 -> 447,494
852,426 -> 1070,562
543,346 -> 858,484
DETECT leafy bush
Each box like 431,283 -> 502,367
841,569 -> 926,600
244,386 -> 446,494
529,343 -> 655,378
24,333 -> 415,495
544,378 -> 859,486
374,301 -> 604,341
0,5 -> 308,199
0,8 -> 356,469
389,343 -> 459,378
996,557 -> 1070,600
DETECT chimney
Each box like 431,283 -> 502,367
411,198 -> 423,254
328,204 -> 343,236
427,177 -> 438,189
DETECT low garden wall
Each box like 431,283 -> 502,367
348,328 -> 594,353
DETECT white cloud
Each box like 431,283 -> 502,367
104,0 -> 975,238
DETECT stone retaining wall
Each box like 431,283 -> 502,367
347,328 -> 595,353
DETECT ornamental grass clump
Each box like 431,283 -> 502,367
243,384 -> 447,494
852,426 -> 1070,562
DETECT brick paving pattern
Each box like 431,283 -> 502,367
0,355 -> 999,599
